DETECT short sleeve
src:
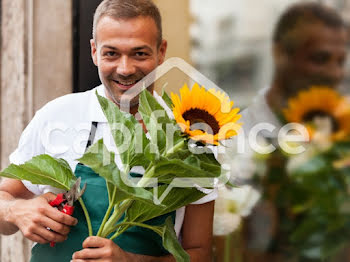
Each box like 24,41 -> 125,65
191,188 -> 218,204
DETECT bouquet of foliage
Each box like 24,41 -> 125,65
254,86 -> 350,261
0,83 -> 241,261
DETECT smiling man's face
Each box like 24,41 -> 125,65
91,15 -> 167,109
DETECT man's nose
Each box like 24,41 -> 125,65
116,56 -> 136,76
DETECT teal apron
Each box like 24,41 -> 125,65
30,122 -> 176,262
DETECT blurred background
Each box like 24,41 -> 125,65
1,0 -> 350,261
190,0 -> 350,107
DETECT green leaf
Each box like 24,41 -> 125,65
144,156 -> 221,185
184,155 -> 200,167
167,149 -> 192,160
96,92 -> 150,169
162,216 -> 190,262
195,149 -> 221,166
138,89 -> 183,155
161,89 -> 174,109
0,154 -> 76,190
125,186 -> 205,223
78,139 -> 155,205
167,147 -> 222,179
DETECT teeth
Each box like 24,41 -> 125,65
116,80 -> 137,86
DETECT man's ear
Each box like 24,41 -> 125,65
90,39 -> 98,66
158,39 -> 167,65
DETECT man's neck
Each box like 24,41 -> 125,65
104,89 -> 139,116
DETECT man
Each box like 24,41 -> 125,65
232,2 -> 348,260
0,1 -> 215,261
243,2 -> 347,134
231,2 -> 348,175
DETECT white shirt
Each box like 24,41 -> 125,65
10,85 -> 217,237
240,87 -> 282,138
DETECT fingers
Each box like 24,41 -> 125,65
38,193 -> 78,226
26,233 -> 48,244
41,192 -> 57,202
82,236 -> 110,249
70,259 -> 109,262
43,205 -> 78,226
22,224 -> 66,243
72,237 -> 118,260
11,195 -> 78,243
34,226 -> 67,243
37,215 -> 71,235
27,203 -> 75,242
73,248 -> 108,260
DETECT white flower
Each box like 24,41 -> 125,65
213,213 -> 241,236
213,185 -> 261,236
311,116 -> 332,151
230,154 -> 258,182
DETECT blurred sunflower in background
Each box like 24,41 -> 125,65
283,86 -> 350,141
171,83 -> 241,145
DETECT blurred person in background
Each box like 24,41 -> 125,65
243,2 -> 347,133
228,2 -> 349,262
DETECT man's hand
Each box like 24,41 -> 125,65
6,192 -> 78,244
71,201 -> 215,262
72,236 -> 131,262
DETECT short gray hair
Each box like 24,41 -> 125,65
92,0 -> 162,46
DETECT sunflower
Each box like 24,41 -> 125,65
283,86 -> 350,141
171,83 -> 241,145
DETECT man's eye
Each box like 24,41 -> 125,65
135,52 -> 148,57
310,53 -> 330,65
105,51 -> 116,57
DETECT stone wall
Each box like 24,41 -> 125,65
0,0 -> 72,261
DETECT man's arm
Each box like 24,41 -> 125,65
72,200 -> 215,262
0,178 -> 34,234
0,178 -> 78,243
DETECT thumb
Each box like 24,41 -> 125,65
40,192 -> 57,202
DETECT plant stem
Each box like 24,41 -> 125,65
109,226 -> 129,241
165,140 -> 185,157
96,186 -> 117,236
138,165 -> 155,187
224,233 -> 232,262
109,221 -> 162,240
78,198 -> 93,236
101,199 -> 134,237
233,227 -> 243,262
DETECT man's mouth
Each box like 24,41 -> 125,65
113,79 -> 140,90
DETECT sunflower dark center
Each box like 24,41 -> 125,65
302,110 -> 339,132
182,108 -> 220,134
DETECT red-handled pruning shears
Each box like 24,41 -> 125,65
48,177 -> 86,247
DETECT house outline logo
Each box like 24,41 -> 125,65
119,57 -> 233,204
